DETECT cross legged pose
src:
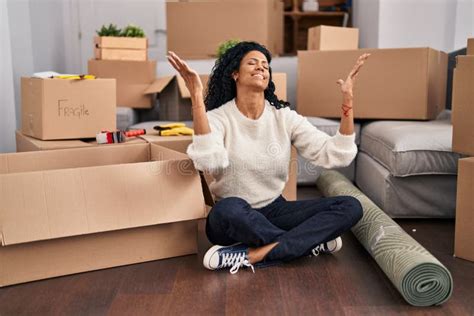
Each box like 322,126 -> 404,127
167,42 -> 370,274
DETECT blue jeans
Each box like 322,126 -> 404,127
205,195 -> 363,262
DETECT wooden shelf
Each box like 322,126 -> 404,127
284,11 -> 346,17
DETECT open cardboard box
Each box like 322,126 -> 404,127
21,77 -> 116,140
166,0 -> 283,59
94,36 -> 148,61
143,75 -> 210,121
88,59 -> 157,108
0,143 -> 209,286
298,47 -> 447,120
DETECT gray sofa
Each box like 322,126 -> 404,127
356,111 -> 460,218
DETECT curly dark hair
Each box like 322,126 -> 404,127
205,41 -> 290,111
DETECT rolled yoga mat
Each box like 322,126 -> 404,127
316,170 -> 453,306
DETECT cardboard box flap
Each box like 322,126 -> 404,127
143,76 -> 174,95
177,75 -> 209,99
0,144 -> 206,246
150,142 -> 189,161
0,143 -> 150,174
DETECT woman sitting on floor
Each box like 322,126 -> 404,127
167,41 -> 370,273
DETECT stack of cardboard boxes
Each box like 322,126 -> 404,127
452,38 -> 474,263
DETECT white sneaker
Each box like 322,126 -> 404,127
310,237 -> 343,257
203,244 -> 255,274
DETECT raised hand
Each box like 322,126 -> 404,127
336,53 -> 370,99
167,51 -> 203,97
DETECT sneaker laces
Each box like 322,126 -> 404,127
221,252 -> 255,274
311,244 -> 325,257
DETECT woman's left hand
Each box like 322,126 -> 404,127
337,53 -> 370,100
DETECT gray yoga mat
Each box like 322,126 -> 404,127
316,170 -> 453,306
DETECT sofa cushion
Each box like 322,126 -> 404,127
355,152 -> 456,218
359,111 -> 461,177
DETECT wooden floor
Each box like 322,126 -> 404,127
1,186 -> 473,316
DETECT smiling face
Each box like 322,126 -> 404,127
232,50 -> 270,91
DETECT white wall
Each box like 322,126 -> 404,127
353,0 -> 380,49
73,0 -> 166,73
7,0 -> 33,131
1,0 -> 17,153
353,0 -> 474,52
30,0 -> 67,71
378,0 -> 456,52
7,0 -> 69,136
454,0 -> 474,50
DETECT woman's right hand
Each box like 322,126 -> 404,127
167,51 -> 203,98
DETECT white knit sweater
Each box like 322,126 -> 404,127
187,99 -> 357,208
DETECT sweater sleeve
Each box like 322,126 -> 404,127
285,108 -> 357,169
186,112 -> 229,172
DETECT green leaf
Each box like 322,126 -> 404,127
120,24 -> 145,38
96,23 -> 121,36
216,39 -> 241,59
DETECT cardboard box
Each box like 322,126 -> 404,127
88,59 -> 156,109
143,72 -> 287,121
166,0 -> 283,59
452,55 -> 474,155
0,143 -> 207,286
139,134 -> 297,201
307,26 -> 359,51
454,157 -> 474,262
15,130 -> 145,152
21,77 -> 116,140
94,36 -> 148,61
467,38 -> 474,55
297,47 -> 448,120
144,75 -> 210,121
